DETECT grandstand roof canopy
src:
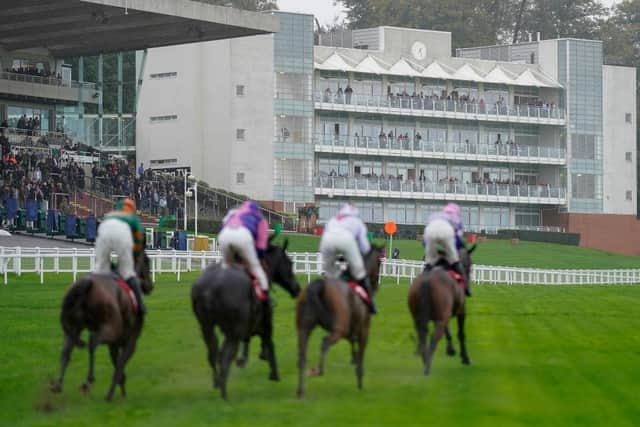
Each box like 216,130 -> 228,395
0,0 -> 279,57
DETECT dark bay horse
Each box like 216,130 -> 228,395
295,245 -> 384,399
407,246 -> 475,375
191,238 -> 300,400
50,253 -> 153,401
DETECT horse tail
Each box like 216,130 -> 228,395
60,277 -> 92,348
307,279 -> 333,329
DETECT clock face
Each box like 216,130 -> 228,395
411,41 -> 427,60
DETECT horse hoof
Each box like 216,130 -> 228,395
296,390 -> 304,399
269,372 -> 280,382
259,350 -> 268,361
462,357 -> 471,366
307,367 -> 322,377
80,383 -> 90,395
423,368 -> 431,376
446,348 -> 456,356
236,358 -> 247,368
104,393 -> 114,402
49,382 -> 62,394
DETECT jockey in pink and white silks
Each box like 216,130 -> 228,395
320,203 -> 377,313
218,201 -> 269,293
423,202 -> 471,296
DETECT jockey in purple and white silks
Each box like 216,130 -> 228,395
423,203 -> 471,296
320,203 -> 377,313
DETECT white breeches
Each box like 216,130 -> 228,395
218,226 -> 268,291
95,218 -> 135,280
320,228 -> 366,281
423,218 -> 460,265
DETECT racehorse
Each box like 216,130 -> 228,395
191,237 -> 300,400
407,246 -> 475,375
295,245 -> 385,399
50,252 -> 153,401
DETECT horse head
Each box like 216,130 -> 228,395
459,244 -> 475,283
264,236 -> 300,298
366,242 -> 386,292
136,251 -> 154,295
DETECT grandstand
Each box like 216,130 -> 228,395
0,0 -> 282,243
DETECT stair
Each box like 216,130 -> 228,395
70,191 -> 159,224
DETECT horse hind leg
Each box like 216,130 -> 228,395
236,340 -> 249,368
81,333 -> 100,394
50,334 -> 75,393
313,332 -> 339,376
105,333 -> 138,401
108,344 -> 126,397
445,325 -> 456,356
296,324 -> 312,399
219,337 -> 239,400
355,329 -> 369,390
425,320 -> 447,376
200,322 -> 220,388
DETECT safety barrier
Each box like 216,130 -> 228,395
0,247 -> 638,286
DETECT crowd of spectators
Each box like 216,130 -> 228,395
5,66 -> 61,80
321,85 -> 557,115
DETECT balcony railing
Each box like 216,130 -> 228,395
1,71 -> 96,90
315,135 -> 566,163
315,92 -> 564,121
315,176 -> 566,203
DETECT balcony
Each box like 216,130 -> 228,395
315,176 -> 567,205
314,93 -> 565,126
315,135 -> 566,166
0,71 -> 99,104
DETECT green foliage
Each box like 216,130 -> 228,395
0,277 -> 639,426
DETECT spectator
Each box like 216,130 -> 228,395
138,162 -> 144,178
392,247 -> 400,259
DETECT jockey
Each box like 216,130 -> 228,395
320,203 -> 377,314
94,197 -> 146,315
423,202 -> 471,297
218,200 -> 269,295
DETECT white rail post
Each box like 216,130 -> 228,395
16,246 -> 21,277
72,248 -> 78,282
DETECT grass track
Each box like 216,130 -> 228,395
1,273 -> 639,427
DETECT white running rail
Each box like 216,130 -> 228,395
0,247 -> 638,285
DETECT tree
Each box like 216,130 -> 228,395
206,0 -> 278,11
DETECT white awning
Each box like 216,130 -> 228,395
422,60 -> 454,80
451,63 -> 485,82
354,55 -> 389,74
484,66 -> 518,85
388,58 -> 422,76
315,52 -> 354,72
514,69 -> 560,87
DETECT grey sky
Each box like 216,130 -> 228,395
277,0 -> 621,26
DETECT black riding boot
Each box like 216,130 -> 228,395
126,277 -> 147,316
423,263 -> 433,273
451,261 -> 471,297
358,277 -> 378,315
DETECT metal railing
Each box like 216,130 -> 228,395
1,70 -> 96,90
315,176 -> 566,201
315,134 -> 565,162
315,92 -> 564,121
1,247 -> 637,286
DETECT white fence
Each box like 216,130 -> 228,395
0,247 -> 638,286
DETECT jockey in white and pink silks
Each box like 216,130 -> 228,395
218,201 -> 269,292
423,202 -> 471,296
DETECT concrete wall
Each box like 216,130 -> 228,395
381,27 -> 451,58
137,34 -> 274,200
0,78 -> 98,104
602,65 -> 637,215
537,40 -> 558,81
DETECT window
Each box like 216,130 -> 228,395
626,191 -> 632,201
236,129 -> 245,141
150,115 -> 177,123
625,113 -> 632,123
236,85 -> 245,97
149,72 -> 177,79
236,172 -> 245,184
626,152 -> 633,162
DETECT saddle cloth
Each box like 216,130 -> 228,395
346,280 -> 370,305
115,279 -> 138,314
447,269 -> 465,290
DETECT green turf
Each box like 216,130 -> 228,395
1,274 -> 639,427
272,233 -> 640,269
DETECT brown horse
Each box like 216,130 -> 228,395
407,246 -> 475,375
50,253 -> 153,401
295,245 -> 384,399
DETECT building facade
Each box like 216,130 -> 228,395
136,16 -> 637,234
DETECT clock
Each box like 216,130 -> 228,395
411,41 -> 427,60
